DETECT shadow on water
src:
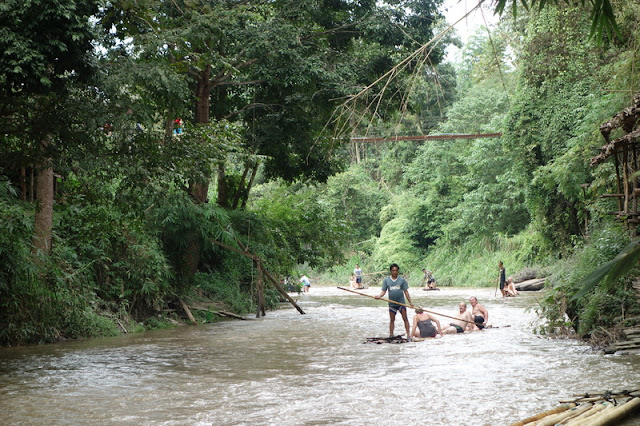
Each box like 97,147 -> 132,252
2,286 -> 640,425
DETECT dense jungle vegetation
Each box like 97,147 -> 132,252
1,0 -> 638,346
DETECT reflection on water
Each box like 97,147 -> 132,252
2,287 -> 640,425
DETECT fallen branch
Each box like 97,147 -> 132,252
189,305 -> 248,320
179,298 -> 198,326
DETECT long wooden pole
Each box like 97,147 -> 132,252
337,287 -> 482,326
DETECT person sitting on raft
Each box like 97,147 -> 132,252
349,274 -> 359,289
504,277 -> 519,297
469,296 -> 489,330
411,308 -> 443,338
422,269 -> 437,289
442,302 -> 475,334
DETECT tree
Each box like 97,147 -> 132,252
0,0 -> 99,255
99,0 -> 448,280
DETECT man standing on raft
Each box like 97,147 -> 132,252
375,263 -> 413,338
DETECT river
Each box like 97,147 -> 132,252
2,286 -> 640,425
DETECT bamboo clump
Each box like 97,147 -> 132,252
511,391 -> 640,426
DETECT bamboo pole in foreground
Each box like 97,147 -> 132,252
582,397 -> 640,426
536,403 -> 593,426
510,404 -> 576,426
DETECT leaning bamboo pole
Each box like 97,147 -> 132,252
210,238 -> 305,315
179,298 -> 198,326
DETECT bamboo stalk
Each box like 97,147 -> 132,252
536,403 -> 593,426
337,287 -> 483,326
510,404 -> 575,426
563,402 -> 608,424
575,402 -> 618,425
560,397 -> 609,404
189,306 -> 248,320
582,397 -> 640,426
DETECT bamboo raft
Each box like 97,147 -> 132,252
364,335 -> 409,344
511,390 -> 640,425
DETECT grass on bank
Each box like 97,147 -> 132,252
313,227 -> 550,289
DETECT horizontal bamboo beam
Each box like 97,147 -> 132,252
350,133 -> 502,143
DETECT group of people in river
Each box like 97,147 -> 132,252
348,264 -> 438,291
375,263 -> 490,339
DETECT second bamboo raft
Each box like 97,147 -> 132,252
511,390 -> 640,426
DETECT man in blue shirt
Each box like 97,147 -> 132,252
375,263 -> 413,338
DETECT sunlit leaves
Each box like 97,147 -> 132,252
493,0 -> 620,42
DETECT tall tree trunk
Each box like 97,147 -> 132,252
183,66 -> 213,278
20,167 -> 26,201
216,162 -> 229,208
231,160 -> 251,210
240,163 -> 258,210
32,139 -> 54,256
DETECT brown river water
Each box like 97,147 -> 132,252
2,286 -> 640,425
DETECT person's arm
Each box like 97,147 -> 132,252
375,282 -> 387,299
466,313 -> 475,331
404,289 -> 413,307
411,315 -> 418,337
482,306 -> 489,325
431,315 -> 443,335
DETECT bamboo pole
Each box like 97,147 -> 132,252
565,402 -> 608,424
259,262 -> 306,315
582,397 -> 640,426
337,287 -> 483,326
510,404 -> 576,426
536,403 -> 593,426
574,402 -> 617,425
255,260 -> 266,318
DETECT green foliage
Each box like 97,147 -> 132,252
63,308 -> 120,339
502,5 -> 603,249
372,214 -> 421,272
419,229 -> 547,289
59,202 -> 172,313
151,193 -> 231,285
533,224 -> 639,337
322,166 -> 389,245
0,0 -> 98,95
194,272 -> 253,314
493,0 -> 620,42
249,180 -> 350,268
